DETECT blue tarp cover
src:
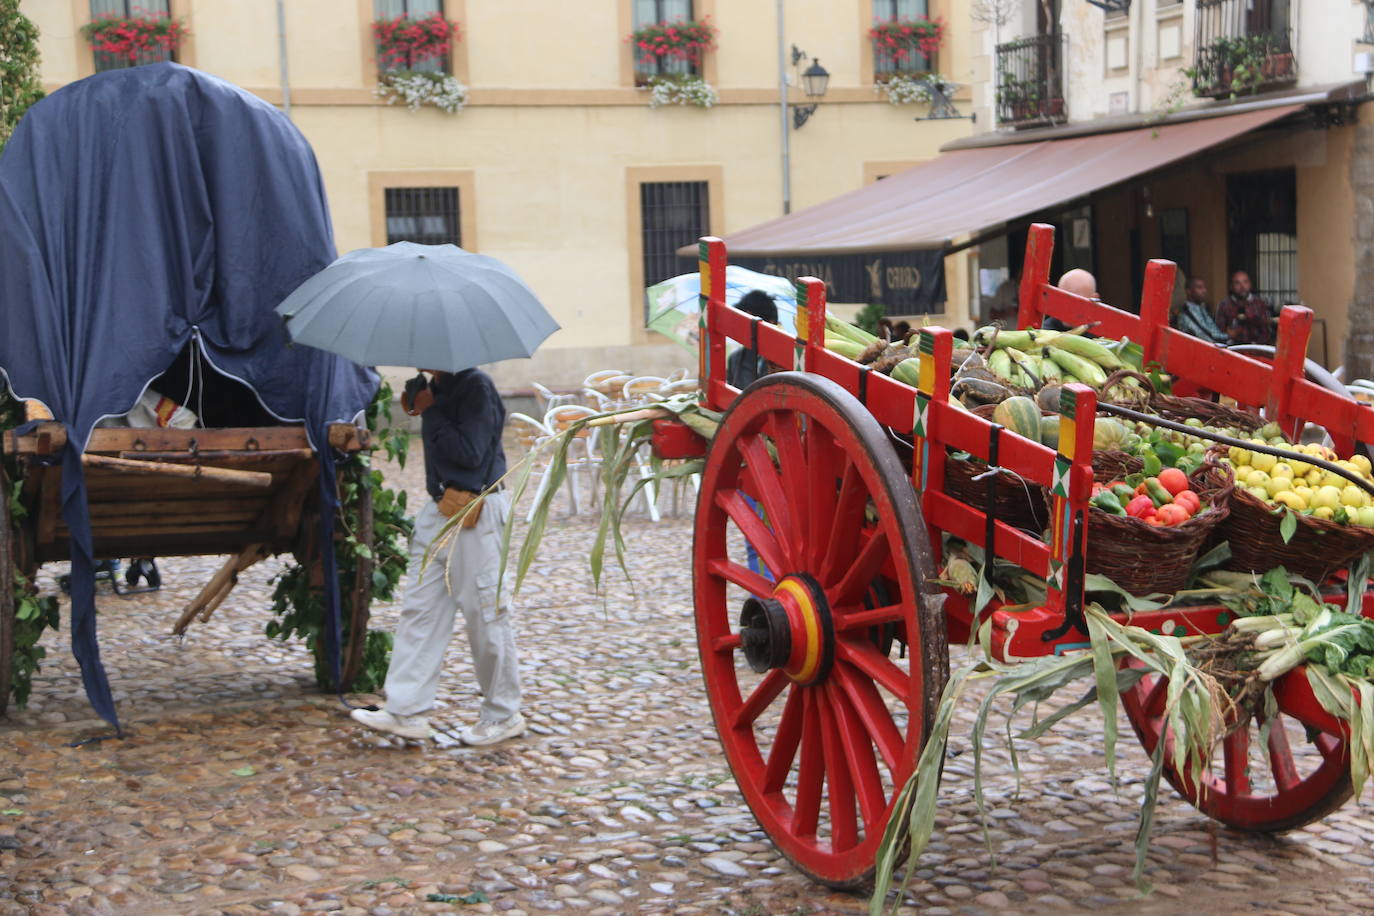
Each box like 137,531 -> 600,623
0,64 -> 377,729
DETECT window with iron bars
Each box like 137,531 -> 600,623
89,0 -> 174,73
1192,0 -> 1295,98
640,181 -> 709,320
872,0 -> 934,78
374,0 -> 447,73
385,187 -> 461,246
633,0 -> 697,82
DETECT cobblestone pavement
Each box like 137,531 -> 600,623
2,450 -> 1374,915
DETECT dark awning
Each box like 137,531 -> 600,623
711,103 -> 1303,257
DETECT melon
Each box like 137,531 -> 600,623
1092,417 -> 1130,451
1039,415 -> 1061,450
992,396 -> 1042,444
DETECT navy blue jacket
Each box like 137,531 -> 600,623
422,369 -> 507,501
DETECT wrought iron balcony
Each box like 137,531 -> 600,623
995,33 -> 1067,128
1192,0 -> 1297,98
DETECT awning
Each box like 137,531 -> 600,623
714,104 -> 1303,257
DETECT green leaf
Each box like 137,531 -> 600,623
1141,451 -> 1162,477
1279,507 -> 1298,544
427,891 -> 488,904
231,765 -> 256,777
1,809 -> 22,816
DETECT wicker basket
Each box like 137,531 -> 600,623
1059,462 -> 1235,596
1201,462 -> 1374,581
1148,394 -> 1265,435
944,454 -> 1049,533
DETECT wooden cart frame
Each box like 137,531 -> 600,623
688,224 -> 1374,887
0,407 -> 376,714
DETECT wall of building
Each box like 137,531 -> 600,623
26,0 -> 978,390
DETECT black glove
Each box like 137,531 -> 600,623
403,373 -> 429,400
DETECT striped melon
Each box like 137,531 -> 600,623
992,396 -> 1042,444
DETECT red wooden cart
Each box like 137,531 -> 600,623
686,223 -> 1374,888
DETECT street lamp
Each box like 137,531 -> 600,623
790,45 -> 830,129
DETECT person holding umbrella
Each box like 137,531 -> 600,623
350,366 -> 525,745
275,241 -> 561,745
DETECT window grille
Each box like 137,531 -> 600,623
632,0 -> 696,81
374,0 -> 446,73
872,0 -> 934,77
640,181 -> 709,320
89,0 -> 174,72
385,187 -> 461,246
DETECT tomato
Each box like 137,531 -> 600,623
1156,503 -> 1190,526
1126,495 -> 1156,518
1158,467 -> 1189,496
1173,490 -> 1201,514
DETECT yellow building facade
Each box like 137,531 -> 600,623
26,0 -> 977,391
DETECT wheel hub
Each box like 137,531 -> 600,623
739,574 -> 834,686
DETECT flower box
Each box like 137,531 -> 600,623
82,12 -> 186,70
629,18 -> 717,84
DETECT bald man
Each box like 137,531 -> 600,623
1044,269 -> 1100,331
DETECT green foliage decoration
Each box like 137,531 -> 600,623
0,0 -> 45,153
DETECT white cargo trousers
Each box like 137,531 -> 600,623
382,492 -> 521,721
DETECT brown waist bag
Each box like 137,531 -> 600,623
438,488 -> 484,528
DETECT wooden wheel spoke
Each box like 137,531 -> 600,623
837,638 -> 912,706
738,435 -> 796,567
826,680 -> 887,831
735,669 -> 789,730
1314,732 -> 1344,760
831,663 -> 904,775
717,488 -> 787,579
764,685 -> 805,794
1222,726 -> 1252,797
815,687 -> 860,851
1142,675 -> 1169,720
767,414 -> 810,547
792,689 -> 826,838
834,603 -> 905,633
821,462 -> 867,582
1264,715 -> 1301,792
830,529 -> 892,606
805,428 -> 842,569
705,557 -> 774,601
712,632 -> 743,653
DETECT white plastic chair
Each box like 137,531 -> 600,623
532,381 -> 576,413
621,375 -> 668,405
538,404 -> 603,520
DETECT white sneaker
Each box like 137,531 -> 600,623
460,712 -> 526,747
350,707 -> 431,741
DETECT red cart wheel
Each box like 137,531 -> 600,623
1121,660 -> 1352,832
693,372 -> 948,888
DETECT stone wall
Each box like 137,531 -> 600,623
1347,115 -> 1374,382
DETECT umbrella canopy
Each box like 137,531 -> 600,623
646,266 -> 797,354
277,242 -> 560,371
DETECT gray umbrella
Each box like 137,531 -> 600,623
275,241 -> 560,371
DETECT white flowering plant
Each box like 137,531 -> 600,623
877,72 -> 953,105
375,70 -> 469,113
645,74 -> 718,109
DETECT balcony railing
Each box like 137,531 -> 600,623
995,33 -> 1067,128
1192,0 -> 1296,98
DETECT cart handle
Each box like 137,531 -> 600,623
1095,401 -> 1374,499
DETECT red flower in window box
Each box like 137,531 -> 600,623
373,13 -> 460,72
81,8 -> 187,66
627,17 -> 717,69
868,16 -> 944,62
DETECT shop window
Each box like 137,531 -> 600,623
374,0 -> 446,73
1227,168 -> 1297,306
89,0 -> 175,72
640,180 -> 709,319
385,187 -> 461,246
1159,208 -> 1190,275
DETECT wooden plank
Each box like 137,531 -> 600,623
118,449 -> 312,463
267,460 -> 320,539
85,498 -> 268,519
172,544 -> 267,635
62,510 -> 264,532
83,475 -> 290,502
40,531 -> 285,563
36,467 -> 61,545
86,426 -> 311,454
5,423 -> 66,457
23,400 -> 52,422
82,453 -> 273,488
328,424 -> 372,452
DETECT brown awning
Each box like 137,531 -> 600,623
712,104 -> 1303,257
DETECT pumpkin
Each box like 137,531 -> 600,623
1092,417 -> 1130,451
992,395 -> 1042,444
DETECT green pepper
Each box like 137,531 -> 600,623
1110,483 -> 1136,503
1091,490 -> 1126,516
1142,451 -> 1163,477
1144,477 -> 1173,508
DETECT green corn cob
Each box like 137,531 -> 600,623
1037,356 -> 1062,381
1046,333 -> 1124,370
987,348 -> 1014,382
1044,346 -> 1108,386
1005,348 -> 1043,387
891,358 -> 921,388
825,315 -> 878,346
825,337 -> 866,361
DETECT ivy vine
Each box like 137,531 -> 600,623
265,381 -> 413,693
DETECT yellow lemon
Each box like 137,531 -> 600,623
1228,446 -> 1251,466
1245,469 -> 1271,488
1249,451 -> 1277,473
1289,458 -> 1312,476
1272,491 -> 1306,511
1322,471 -> 1347,489
1351,454 -> 1372,476
1294,485 -> 1314,503
1342,485 -> 1370,508
1313,506 -> 1336,520
1356,505 -> 1374,527
1306,469 -> 1325,487
1265,476 -> 1294,498
1247,486 -> 1269,501
1313,485 -> 1343,510
1272,462 -> 1295,480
